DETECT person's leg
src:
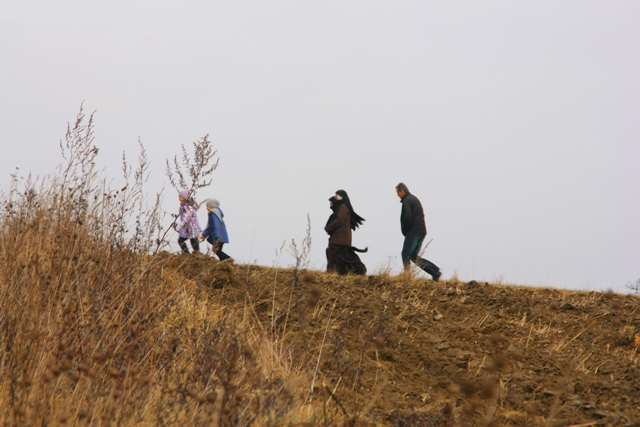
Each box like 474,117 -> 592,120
190,238 -> 200,253
409,235 -> 425,261
178,237 -> 189,253
415,258 -> 441,281
401,235 -> 421,268
403,235 -> 441,280
408,234 -> 441,280
326,245 -> 337,272
214,243 -> 231,261
334,246 -> 349,275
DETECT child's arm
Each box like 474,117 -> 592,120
201,213 -> 218,239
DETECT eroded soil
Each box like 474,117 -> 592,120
166,254 -> 640,426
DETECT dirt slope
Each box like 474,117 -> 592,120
167,254 -> 640,426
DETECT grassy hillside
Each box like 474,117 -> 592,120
161,256 -> 640,426
1,116 -> 638,426
1,234 -> 639,426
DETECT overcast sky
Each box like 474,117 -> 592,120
1,1 -> 638,292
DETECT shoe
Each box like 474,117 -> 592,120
433,271 -> 441,282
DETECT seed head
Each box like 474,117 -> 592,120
509,347 -> 524,360
490,332 -> 504,347
447,383 -> 461,395
526,402 -> 540,416
301,270 -> 315,284
373,336 -> 385,349
307,285 -> 322,308
242,347 -> 254,362
43,371 -> 55,383
443,402 -> 454,417
460,381 -> 477,398
495,354 -> 510,370
58,337 -> 69,351
60,357 -> 72,371
462,398 -> 481,416
480,380 -> 499,400
611,316 -> 622,327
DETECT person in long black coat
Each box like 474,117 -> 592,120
324,190 -> 367,275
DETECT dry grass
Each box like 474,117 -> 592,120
0,111 -> 331,427
2,111 -> 639,426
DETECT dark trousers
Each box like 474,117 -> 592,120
178,237 -> 200,254
401,234 -> 440,279
212,242 -> 231,261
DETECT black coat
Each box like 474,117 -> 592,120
400,193 -> 427,236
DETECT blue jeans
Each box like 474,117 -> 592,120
401,234 -> 440,279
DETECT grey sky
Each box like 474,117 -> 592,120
1,1 -> 638,291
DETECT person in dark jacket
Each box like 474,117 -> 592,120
200,198 -> 233,263
324,190 -> 367,275
396,183 -> 441,281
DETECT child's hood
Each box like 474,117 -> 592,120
205,198 -> 220,209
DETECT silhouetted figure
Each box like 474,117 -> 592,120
200,198 -> 233,263
395,183 -> 441,281
325,190 -> 367,275
176,189 -> 201,254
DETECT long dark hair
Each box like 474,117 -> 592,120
330,189 -> 365,231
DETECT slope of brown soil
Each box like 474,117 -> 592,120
168,254 -> 640,426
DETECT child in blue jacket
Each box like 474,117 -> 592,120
200,198 -> 233,263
